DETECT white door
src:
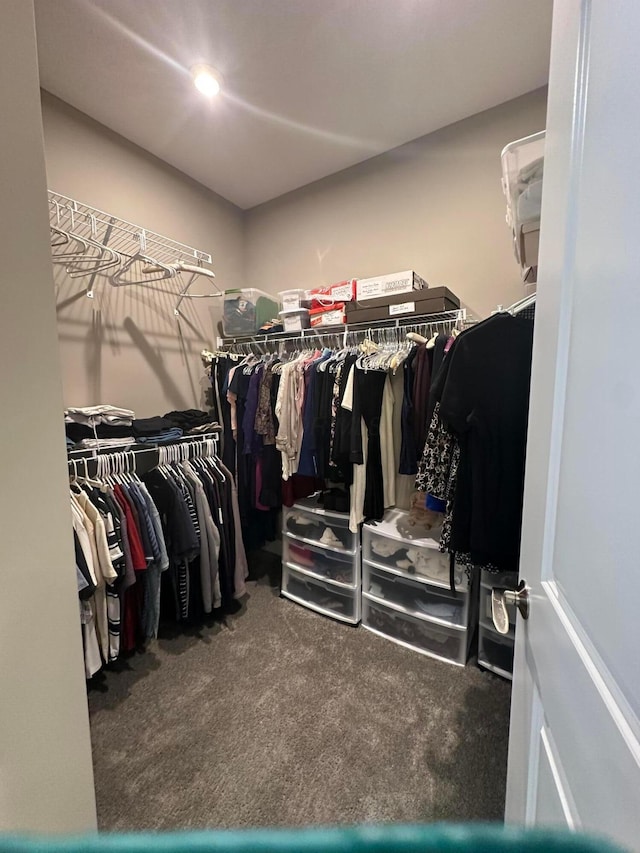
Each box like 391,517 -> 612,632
505,0 -> 640,849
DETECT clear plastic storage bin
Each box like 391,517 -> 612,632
363,562 -> 468,627
501,130 -> 545,272
282,564 -> 360,624
284,502 -> 357,554
279,289 -> 311,310
222,289 -> 280,336
362,595 -> 470,666
279,308 -> 310,332
283,535 -> 359,587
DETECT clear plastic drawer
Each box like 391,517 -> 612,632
362,596 -> 470,666
363,562 -> 468,627
283,502 -> 356,554
478,629 -> 515,679
363,521 -> 468,591
281,565 -> 359,624
283,535 -> 359,587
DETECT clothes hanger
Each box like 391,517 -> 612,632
110,252 -> 176,287
65,214 -> 121,278
50,203 -> 91,261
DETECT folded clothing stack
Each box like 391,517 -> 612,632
164,409 -> 209,430
132,417 -> 183,445
135,429 -> 183,445
65,405 -> 137,446
163,409 -> 219,434
65,405 -> 135,427
65,422 -> 136,443
65,407 -> 218,449
74,436 -> 137,449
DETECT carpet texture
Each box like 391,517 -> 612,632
88,551 -> 512,830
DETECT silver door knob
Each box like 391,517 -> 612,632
503,580 -> 530,620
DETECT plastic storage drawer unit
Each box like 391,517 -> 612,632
283,536 -> 359,587
282,565 -> 360,624
362,595 -> 470,666
284,502 -> 357,554
363,562 -> 468,627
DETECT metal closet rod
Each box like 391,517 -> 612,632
68,436 -> 220,480
210,308 -> 469,353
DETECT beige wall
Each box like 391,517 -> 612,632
245,89 -> 547,319
42,92 -> 244,417
0,1 -> 96,832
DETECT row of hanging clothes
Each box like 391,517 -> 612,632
203,312 -> 470,540
70,437 -> 248,679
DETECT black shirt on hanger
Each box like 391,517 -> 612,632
439,312 -> 534,571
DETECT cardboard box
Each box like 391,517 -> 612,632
310,303 -> 346,327
519,223 -> 540,269
355,270 -> 427,301
308,279 -> 356,306
346,287 -> 459,324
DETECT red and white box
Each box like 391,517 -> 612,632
307,279 -> 356,308
309,303 -> 346,327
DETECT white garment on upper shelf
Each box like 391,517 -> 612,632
65,405 -> 135,426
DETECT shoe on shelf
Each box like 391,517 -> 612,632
319,527 -> 344,549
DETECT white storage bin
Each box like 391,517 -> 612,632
284,502 -> 357,554
279,308 -> 310,332
283,535 -> 359,587
363,562 -> 468,627
363,510 -> 468,591
279,289 -> 311,310
478,627 -> 515,679
362,595 -> 469,666
479,584 -> 516,636
223,288 -> 280,336
282,564 -> 359,624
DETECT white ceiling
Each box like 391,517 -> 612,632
35,0 -> 553,210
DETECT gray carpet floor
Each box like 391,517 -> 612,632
88,553 -> 512,830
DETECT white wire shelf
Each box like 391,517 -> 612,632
48,190 -> 220,315
214,308 -> 472,350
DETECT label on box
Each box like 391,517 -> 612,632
355,271 -> 426,301
310,308 -> 345,327
388,301 -> 415,317
281,296 -> 302,309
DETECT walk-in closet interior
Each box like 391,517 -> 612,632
3,0 -> 562,838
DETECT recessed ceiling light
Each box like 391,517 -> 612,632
191,64 -> 222,97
